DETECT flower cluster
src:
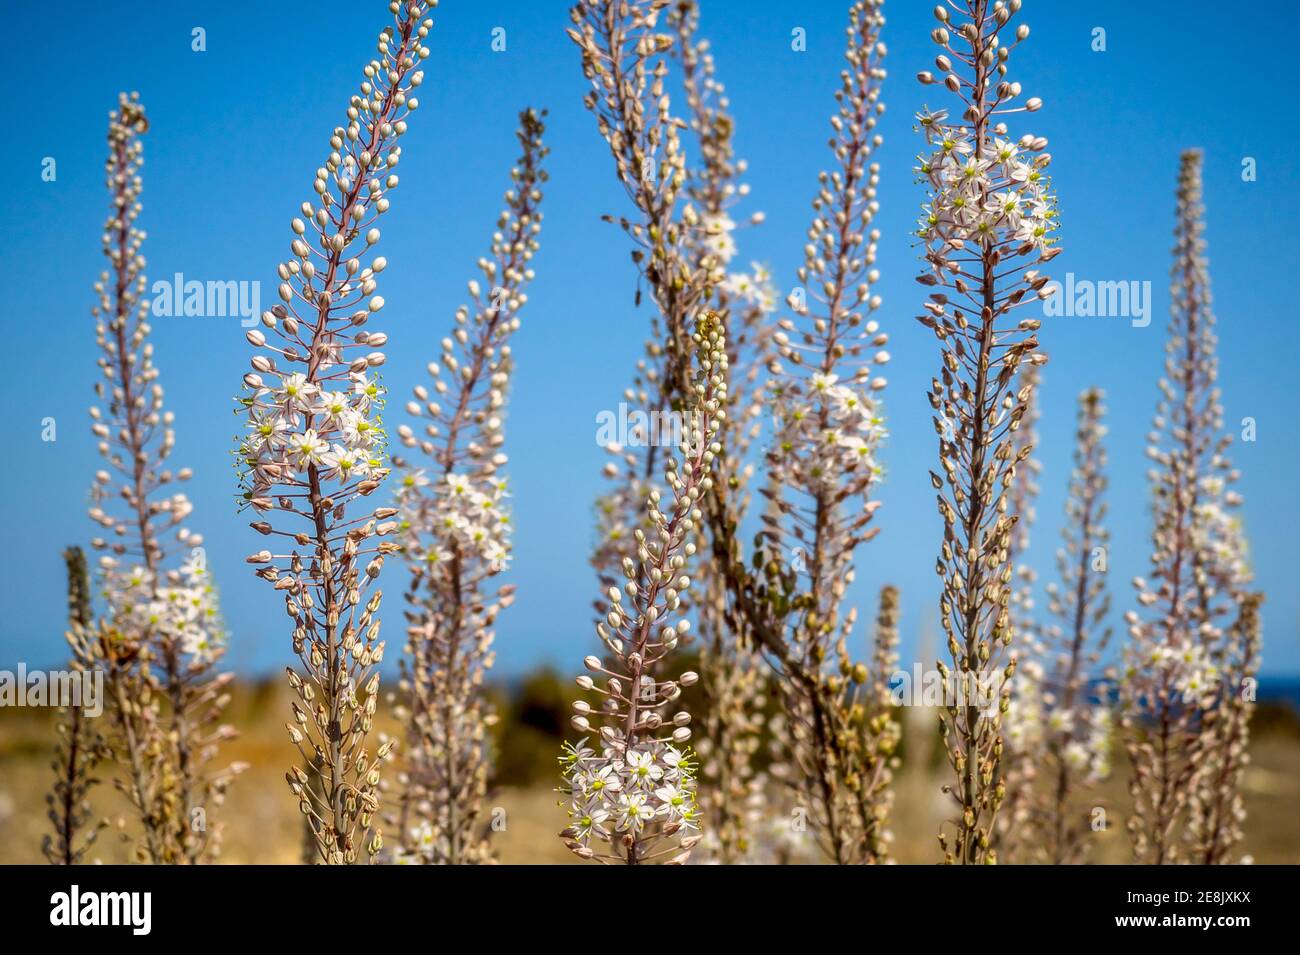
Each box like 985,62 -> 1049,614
237,1 -> 437,865
1138,641 -> 1221,705
769,371 -> 887,493
1002,676 -> 1042,753
720,262 -> 778,313
560,739 -> 701,846
107,555 -> 225,663
240,369 -> 388,495
1061,709 -> 1113,783
1006,677 -> 1112,783
700,213 -> 737,263
915,111 -> 1057,252
1193,488 -> 1251,588
396,471 -> 511,570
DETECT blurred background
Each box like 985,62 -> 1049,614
2,670 -> 1299,863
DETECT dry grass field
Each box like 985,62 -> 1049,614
3,681 -> 1297,865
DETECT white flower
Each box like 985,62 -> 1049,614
1047,708 -> 1075,735
662,746 -> 693,779
626,748 -> 663,790
615,792 -> 656,832
398,469 -> 431,494
351,373 -> 382,410
247,409 -> 293,452
986,138 -> 1019,166
701,214 -> 737,263
769,375 -> 887,493
287,429 -> 329,467
1063,742 -> 1090,773
581,763 -> 623,798
571,803 -> 610,843
276,373 -> 318,413
721,271 -> 754,299
320,444 -> 369,481
312,391 -> 352,425
653,784 -> 691,820
339,409 -> 380,448
810,372 -> 839,394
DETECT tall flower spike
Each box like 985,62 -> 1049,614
44,547 -> 110,865
569,0 -> 721,586
235,2 -> 437,865
1028,388 -> 1114,863
1121,150 -> 1253,865
89,92 -> 238,863
995,363 -> 1042,860
843,583 -> 904,861
913,0 -> 1059,865
570,0 -> 774,863
670,0 -> 774,864
567,0 -> 706,392
709,0 -> 890,866
558,313 -> 727,865
1192,592 -> 1261,864
390,107 -> 548,864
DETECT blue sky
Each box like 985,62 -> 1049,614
3,0 -> 1297,678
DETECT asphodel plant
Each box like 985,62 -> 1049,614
87,92 -> 239,863
703,0 -> 898,866
558,313 -> 727,865
571,0 -> 774,863
1004,388 -> 1114,864
670,0 -> 776,864
1121,150 -> 1257,865
44,547 -> 109,865
236,1 -> 437,865
913,0 -> 1059,864
390,107 -> 548,864
567,0 -> 716,585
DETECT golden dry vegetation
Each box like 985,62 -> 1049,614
3,681 -> 1297,864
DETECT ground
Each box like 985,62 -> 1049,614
2,683 -> 1296,864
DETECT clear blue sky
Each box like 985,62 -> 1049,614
3,0 -> 1297,677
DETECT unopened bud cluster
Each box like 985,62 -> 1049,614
559,313 -> 728,864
